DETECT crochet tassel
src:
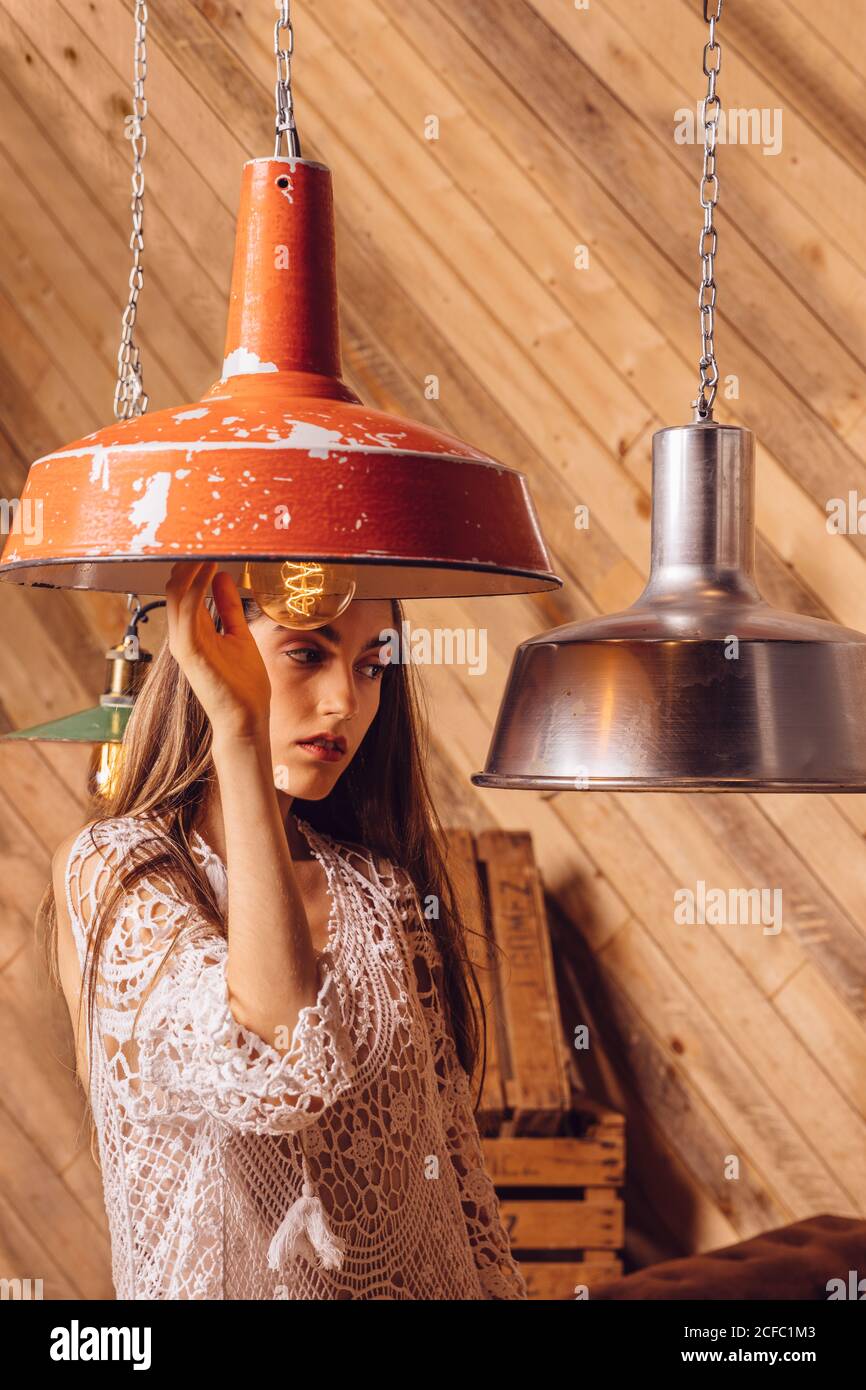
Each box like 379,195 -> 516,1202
267,1181 -> 346,1273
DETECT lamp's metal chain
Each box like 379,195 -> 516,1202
693,0 -> 723,421
114,0 -> 149,422
274,1 -> 302,158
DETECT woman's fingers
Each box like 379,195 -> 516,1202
178,560 -> 217,614
211,570 -> 248,637
173,563 -> 217,633
163,562 -> 271,738
166,561 -> 216,655
165,559 -> 205,603
165,562 -> 194,654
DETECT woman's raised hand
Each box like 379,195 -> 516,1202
165,561 -> 272,743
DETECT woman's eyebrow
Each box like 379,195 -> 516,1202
269,620 -> 340,641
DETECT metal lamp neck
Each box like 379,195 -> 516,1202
221,159 -> 343,384
640,421 -> 760,603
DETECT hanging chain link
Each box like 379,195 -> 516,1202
693,0 -> 723,421
274,0 -> 302,157
114,0 -> 149,422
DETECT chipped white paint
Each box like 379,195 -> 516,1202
129,471 -> 172,548
88,446 -> 110,491
221,347 -> 279,379
174,469 -> 191,479
223,417 -> 242,425
246,155 -> 329,173
32,440 -> 506,469
365,431 -> 409,449
173,407 -> 209,422
283,422 -> 348,457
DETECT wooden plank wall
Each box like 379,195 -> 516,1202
0,0 -> 864,1296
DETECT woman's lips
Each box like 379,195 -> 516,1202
296,740 -> 346,763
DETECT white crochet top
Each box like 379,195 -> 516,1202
63,812 -> 528,1301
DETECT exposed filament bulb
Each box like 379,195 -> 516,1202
240,559 -> 356,629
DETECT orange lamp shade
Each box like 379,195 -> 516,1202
0,159 -> 560,600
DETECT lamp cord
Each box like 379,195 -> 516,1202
693,0 -> 723,422
275,0 -> 302,157
114,0 -> 149,422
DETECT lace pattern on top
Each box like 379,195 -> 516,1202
63,813 -> 528,1301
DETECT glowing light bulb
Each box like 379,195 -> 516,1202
240,560 -> 357,629
89,741 -> 124,799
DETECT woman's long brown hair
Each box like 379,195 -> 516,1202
38,593 -> 490,1147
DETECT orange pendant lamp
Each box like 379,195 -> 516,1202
0,10 -> 559,615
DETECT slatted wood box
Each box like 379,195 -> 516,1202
445,827 -> 625,1299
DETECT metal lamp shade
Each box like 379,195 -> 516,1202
0,159 -> 559,601
0,702 -> 131,745
0,632 -> 150,744
473,421 -> 866,792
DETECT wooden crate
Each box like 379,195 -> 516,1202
445,828 -> 625,1299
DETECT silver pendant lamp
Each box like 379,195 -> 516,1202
473,0 -> 866,794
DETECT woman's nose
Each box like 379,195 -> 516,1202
318,661 -> 359,719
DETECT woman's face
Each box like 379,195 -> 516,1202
248,598 -> 395,799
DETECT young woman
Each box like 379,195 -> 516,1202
44,559 -> 527,1301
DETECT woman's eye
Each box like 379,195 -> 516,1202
285,647 -> 321,664
285,648 -> 384,680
